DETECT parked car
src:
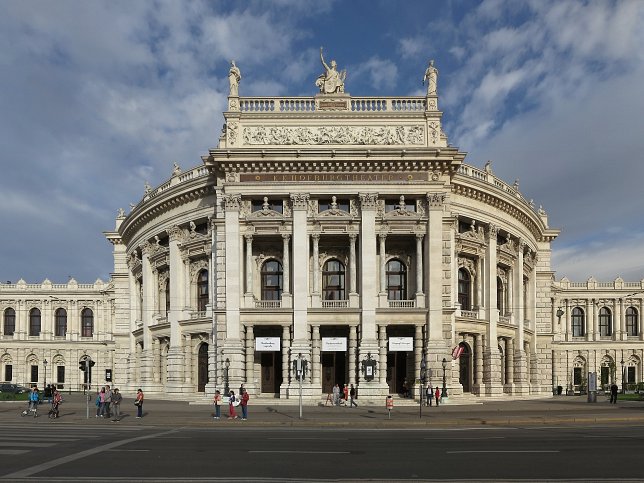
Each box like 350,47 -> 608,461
0,383 -> 29,394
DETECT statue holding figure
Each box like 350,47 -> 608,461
316,47 -> 346,94
423,59 -> 438,96
228,60 -> 241,96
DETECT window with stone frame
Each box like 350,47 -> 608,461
627,366 -> 636,384
496,276 -> 505,314
386,259 -> 407,300
626,307 -> 639,336
81,308 -> 94,337
29,308 -> 41,336
322,259 -> 345,300
572,307 -> 585,337
318,198 -> 349,213
55,308 -> 67,337
3,308 -> 15,336
261,259 -> 283,300
252,198 -> 283,213
385,197 -> 416,213
599,307 -> 612,336
164,279 -> 170,316
458,268 -> 472,311
197,269 -> 209,311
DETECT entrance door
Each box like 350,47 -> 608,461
261,352 -> 282,395
458,342 -> 472,392
387,352 -> 408,394
197,344 -> 208,392
321,352 -> 346,393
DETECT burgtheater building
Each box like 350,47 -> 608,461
1,57 -> 643,401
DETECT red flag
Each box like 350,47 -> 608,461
452,345 -> 464,360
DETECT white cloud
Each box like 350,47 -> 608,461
351,56 -> 398,91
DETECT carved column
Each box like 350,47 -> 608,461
474,333 -> 483,393
223,194 -> 243,371
379,325 -> 387,386
506,338 -> 514,392
379,233 -> 387,294
586,299 -> 594,341
167,225 -> 185,392
281,325 -> 291,393
349,325 -> 357,386
476,257 -> 484,310
618,298 -> 626,341
282,234 -> 290,295
245,235 -> 253,296
483,224 -> 502,394
312,325 -> 321,388
349,233 -> 357,294
414,325 -> 422,398
245,325 -> 254,389
415,234 -> 424,296
183,334 -> 192,385
311,233 -> 320,295
140,243 -> 155,386
153,338 -> 161,383
513,239 -> 527,393
565,299 -> 572,341
183,256 -> 191,310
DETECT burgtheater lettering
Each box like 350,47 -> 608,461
240,172 -> 426,182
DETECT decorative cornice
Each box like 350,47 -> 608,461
426,191 -> 446,209
290,193 -> 310,210
168,225 -> 185,243
359,192 -> 379,210
223,193 -> 242,210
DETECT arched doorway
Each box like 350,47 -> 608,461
458,342 -> 472,392
197,343 -> 208,392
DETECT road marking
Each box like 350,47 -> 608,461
0,442 -> 55,447
267,437 -> 348,441
426,436 -> 505,440
107,449 -> 151,452
2,429 -> 179,479
446,450 -> 560,454
249,450 -> 350,454
0,449 -> 29,455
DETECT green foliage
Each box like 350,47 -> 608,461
0,392 -> 29,401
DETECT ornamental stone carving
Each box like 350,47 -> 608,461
359,193 -> 379,210
141,241 -> 154,256
189,259 -> 210,281
227,121 -> 239,145
458,257 -> 477,277
242,125 -> 424,146
223,194 -> 242,211
290,193 -> 310,210
426,192 -> 446,208
168,225 -> 184,243
488,224 -> 499,239
316,47 -> 346,94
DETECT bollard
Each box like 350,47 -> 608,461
386,395 -> 393,419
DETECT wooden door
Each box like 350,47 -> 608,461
197,344 -> 208,392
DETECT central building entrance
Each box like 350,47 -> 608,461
386,326 -> 414,395
254,326 -> 283,396
320,326 -> 349,394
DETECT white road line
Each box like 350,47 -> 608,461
2,428 -> 179,479
0,449 -> 29,455
107,449 -> 150,452
267,437 -> 348,441
249,450 -> 350,454
446,450 -> 560,454
426,436 -> 505,440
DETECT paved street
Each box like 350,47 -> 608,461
2,395 -> 644,481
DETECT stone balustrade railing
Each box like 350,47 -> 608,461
456,164 -> 530,207
0,280 -> 107,291
142,165 -> 209,205
387,300 -> 416,308
238,96 -> 426,113
322,300 -> 349,308
459,310 -> 479,319
556,279 -> 644,291
255,300 -> 282,309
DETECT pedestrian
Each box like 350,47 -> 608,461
228,390 -> 238,419
610,383 -> 618,404
104,385 -> 112,418
44,384 -> 52,404
213,390 -> 222,419
50,388 -> 62,419
426,384 -> 433,407
111,388 -> 122,421
239,383 -> 245,396
435,386 -> 441,406
240,388 -> 250,420
135,388 -> 144,418
343,384 -> 349,406
349,384 -> 358,407
95,389 -> 102,417
28,386 -> 40,417
332,383 -> 340,406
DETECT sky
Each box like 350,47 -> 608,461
1,0 -> 643,284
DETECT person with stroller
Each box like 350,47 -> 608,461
23,386 -> 40,417
49,389 -> 63,419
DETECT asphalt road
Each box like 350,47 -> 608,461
2,422 -> 644,481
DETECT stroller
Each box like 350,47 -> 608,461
48,392 -> 63,419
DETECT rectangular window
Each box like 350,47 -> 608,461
57,365 -> 65,384
4,364 -> 12,382
627,366 -> 636,384
30,365 -> 38,383
573,367 -> 582,386
600,366 -> 609,386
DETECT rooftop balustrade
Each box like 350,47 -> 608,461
237,96 -> 427,113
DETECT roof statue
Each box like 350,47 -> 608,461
423,59 -> 438,96
315,47 -> 346,94
228,60 -> 241,96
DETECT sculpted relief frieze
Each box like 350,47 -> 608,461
242,125 -> 424,146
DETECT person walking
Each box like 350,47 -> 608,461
343,384 -> 349,407
50,388 -> 62,419
213,390 -> 222,419
610,383 -> 619,404
111,388 -> 122,421
240,388 -> 249,420
349,384 -> 358,408
426,384 -> 433,407
435,386 -> 441,406
104,385 -> 112,418
332,383 -> 340,406
228,390 -> 238,419
135,388 -> 144,418
95,388 -> 104,417
28,386 -> 40,417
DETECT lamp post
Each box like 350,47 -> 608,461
441,357 -> 448,399
620,358 -> 625,394
43,359 -> 48,389
224,358 -> 230,396
419,355 -> 426,419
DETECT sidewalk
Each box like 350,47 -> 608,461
2,394 -> 644,428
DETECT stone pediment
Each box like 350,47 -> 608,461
247,209 -> 284,220
316,207 -> 353,219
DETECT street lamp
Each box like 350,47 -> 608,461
419,355 -> 426,419
620,359 -> 625,394
224,358 -> 230,395
442,357 -> 448,399
43,359 -> 48,388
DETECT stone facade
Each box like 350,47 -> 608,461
1,62 -> 642,401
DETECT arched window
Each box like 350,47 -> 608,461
55,308 -> 67,337
29,308 -> 41,336
197,269 -> 209,312
81,308 -> 94,338
626,307 -> 639,336
261,260 -> 283,300
3,308 -> 15,336
386,259 -> 407,300
458,268 -> 472,311
599,307 -> 612,336
496,277 -> 504,314
322,259 -> 345,300
165,279 -> 170,316
572,307 -> 585,337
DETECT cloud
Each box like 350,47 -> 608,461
351,56 -> 398,91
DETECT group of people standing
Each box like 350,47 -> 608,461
94,386 -> 142,420
425,384 -> 442,406
213,384 -> 249,420
331,383 -> 358,407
